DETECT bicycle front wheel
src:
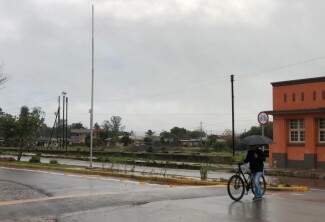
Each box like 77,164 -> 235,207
227,175 -> 245,201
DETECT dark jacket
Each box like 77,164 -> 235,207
244,148 -> 265,173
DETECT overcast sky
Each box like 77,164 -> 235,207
1,0 -> 325,135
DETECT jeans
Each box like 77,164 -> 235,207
253,171 -> 263,198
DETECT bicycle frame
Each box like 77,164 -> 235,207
236,164 -> 252,192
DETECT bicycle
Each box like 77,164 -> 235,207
227,163 -> 266,201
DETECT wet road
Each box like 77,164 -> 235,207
0,167 -> 325,222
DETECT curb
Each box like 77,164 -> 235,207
0,161 -> 226,186
267,185 -> 309,192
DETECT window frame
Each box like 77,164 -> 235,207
292,93 -> 296,102
313,91 -> 317,101
284,93 -> 287,102
319,119 -> 325,143
288,119 -> 305,144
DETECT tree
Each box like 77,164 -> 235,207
70,122 -> 85,129
144,129 -> 155,145
102,116 -> 125,145
120,132 -> 132,146
189,130 -> 206,139
0,112 -> 17,146
145,129 -> 155,137
170,127 -> 188,140
160,131 -> 175,144
0,66 -> 7,87
94,122 -> 100,130
240,122 -> 273,139
93,122 -> 106,147
16,106 -> 45,160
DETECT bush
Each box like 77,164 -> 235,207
0,157 -> 16,162
49,159 -> 58,164
213,141 -> 230,152
29,155 -> 41,163
146,146 -> 154,153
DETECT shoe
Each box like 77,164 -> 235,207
253,196 -> 262,201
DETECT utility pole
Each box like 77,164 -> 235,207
261,125 -> 265,137
66,97 -> 68,152
48,108 -> 59,150
58,96 -> 61,149
89,0 -> 95,168
231,75 -> 235,157
62,92 -> 66,151
200,121 -> 203,145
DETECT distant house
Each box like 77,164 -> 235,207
105,135 -> 146,147
36,137 -> 58,147
70,129 -> 90,144
179,138 -> 207,147
130,136 -> 145,146
0,137 -> 4,146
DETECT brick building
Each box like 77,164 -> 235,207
265,76 -> 325,169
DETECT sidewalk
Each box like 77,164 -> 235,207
266,168 -> 325,179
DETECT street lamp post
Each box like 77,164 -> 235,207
90,0 -> 95,168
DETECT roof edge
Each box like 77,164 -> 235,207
263,108 -> 325,115
271,76 -> 325,87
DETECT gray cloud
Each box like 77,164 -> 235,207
1,0 -> 325,135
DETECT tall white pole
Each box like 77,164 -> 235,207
90,0 -> 95,168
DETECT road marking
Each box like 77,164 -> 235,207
0,191 -> 117,206
291,193 -> 305,196
310,188 -> 325,192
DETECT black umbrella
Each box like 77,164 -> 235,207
241,135 -> 273,146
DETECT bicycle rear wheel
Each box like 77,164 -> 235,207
227,175 -> 245,201
251,175 -> 266,196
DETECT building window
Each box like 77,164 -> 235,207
301,92 -> 304,101
322,91 -> 325,100
319,119 -> 325,143
284,93 -> 287,102
292,93 -> 296,102
289,120 -> 305,143
313,91 -> 317,101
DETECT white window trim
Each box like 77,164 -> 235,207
289,120 -> 305,143
319,119 -> 325,143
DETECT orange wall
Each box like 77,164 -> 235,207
316,148 -> 325,161
270,112 -> 325,166
287,147 -> 305,160
270,80 -> 325,167
273,82 -> 325,110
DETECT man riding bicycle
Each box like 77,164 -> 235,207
243,145 -> 266,200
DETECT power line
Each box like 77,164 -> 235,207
67,112 -> 258,116
250,55 -> 325,77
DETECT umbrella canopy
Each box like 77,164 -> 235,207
241,135 -> 273,146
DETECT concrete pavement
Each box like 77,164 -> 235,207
59,191 -> 325,222
0,167 -> 324,222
